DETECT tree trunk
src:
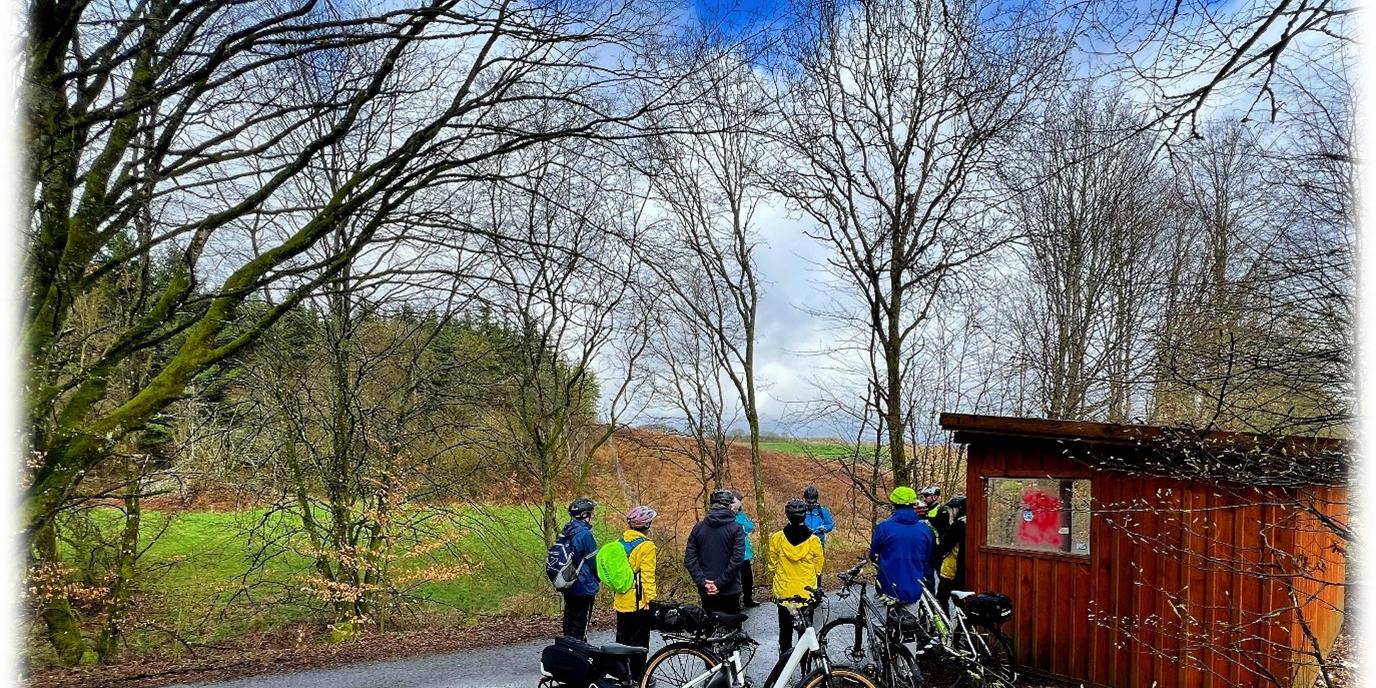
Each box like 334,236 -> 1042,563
95,466 -> 141,660
33,521 -> 95,665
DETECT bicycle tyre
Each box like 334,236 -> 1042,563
819,617 -> 869,668
641,642 -> 718,688
971,626 -> 1016,685
886,643 -> 922,688
798,666 -> 882,688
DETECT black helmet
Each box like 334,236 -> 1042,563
785,498 -> 808,524
803,485 -> 819,503
568,498 -> 596,518
945,495 -> 967,511
709,488 -> 734,508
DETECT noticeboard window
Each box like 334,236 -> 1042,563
984,477 -> 1091,556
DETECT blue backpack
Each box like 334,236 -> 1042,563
546,529 -> 590,590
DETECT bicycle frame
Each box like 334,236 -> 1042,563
678,624 -> 825,688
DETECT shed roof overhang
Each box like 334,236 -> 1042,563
939,413 -> 1350,487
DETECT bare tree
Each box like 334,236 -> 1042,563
1004,88 -> 1179,422
472,134 -> 651,545
22,0 -> 670,663
638,34 -> 775,563
772,0 -> 1072,486
1092,0 -> 1356,141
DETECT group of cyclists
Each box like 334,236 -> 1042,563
550,483 -> 971,684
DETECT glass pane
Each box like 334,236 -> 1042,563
984,477 -> 1091,556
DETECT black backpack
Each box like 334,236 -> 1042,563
965,592 -> 1013,627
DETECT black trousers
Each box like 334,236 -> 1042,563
562,592 -> 595,640
700,591 -> 743,615
776,603 -> 799,652
740,560 -> 755,605
615,609 -> 652,680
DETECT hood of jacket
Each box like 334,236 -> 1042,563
889,506 -> 919,525
775,533 -> 817,562
704,506 -> 736,526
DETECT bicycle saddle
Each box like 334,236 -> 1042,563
712,611 -> 749,628
951,590 -> 976,601
597,643 -> 648,657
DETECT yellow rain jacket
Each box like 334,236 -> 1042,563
612,529 -> 657,612
767,530 -> 825,602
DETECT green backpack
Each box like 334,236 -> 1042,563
595,537 -> 645,595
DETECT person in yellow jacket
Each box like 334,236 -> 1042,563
768,498 -> 825,653
614,506 -> 657,680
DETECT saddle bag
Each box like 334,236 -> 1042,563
886,605 -> 924,640
540,636 -> 598,685
965,592 -> 1013,627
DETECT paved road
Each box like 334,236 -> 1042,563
172,595 -> 860,688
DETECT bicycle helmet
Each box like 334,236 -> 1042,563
626,505 -> 657,529
785,498 -> 809,524
803,485 -> 820,503
920,485 -> 941,497
889,485 -> 918,506
945,495 -> 967,511
567,497 -> 596,518
709,488 -> 735,508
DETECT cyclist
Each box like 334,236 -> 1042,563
685,488 -> 747,614
935,495 -> 967,612
729,489 -> 761,608
919,485 -> 950,535
615,505 -> 658,681
559,497 -> 599,640
802,485 -> 834,547
868,486 -> 936,609
767,498 -> 825,653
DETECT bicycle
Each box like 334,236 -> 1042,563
917,588 -> 1017,688
639,604 -> 757,688
817,562 -> 924,688
642,588 -> 878,688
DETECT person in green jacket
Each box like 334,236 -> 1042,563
730,489 -> 760,608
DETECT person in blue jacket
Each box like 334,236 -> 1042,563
802,485 -> 834,546
730,489 -> 760,608
869,486 -> 936,606
559,497 -> 599,640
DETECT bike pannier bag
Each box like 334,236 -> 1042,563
966,592 -> 1013,626
540,636 -> 597,684
650,601 -> 708,633
887,605 -> 923,639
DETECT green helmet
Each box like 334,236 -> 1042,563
889,485 -> 918,506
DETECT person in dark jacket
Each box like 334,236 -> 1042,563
919,484 -> 950,536
935,495 -> 968,612
869,486 -> 936,606
559,498 -> 599,640
685,488 -> 747,615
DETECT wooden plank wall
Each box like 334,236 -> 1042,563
964,440 -> 1345,688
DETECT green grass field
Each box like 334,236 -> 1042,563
58,505 -> 619,651
758,439 -> 869,460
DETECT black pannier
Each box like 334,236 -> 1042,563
886,605 -> 924,640
650,601 -> 709,633
965,592 -> 1013,627
541,636 -> 598,685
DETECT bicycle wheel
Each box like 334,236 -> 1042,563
934,626 -> 1016,688
885,644 -> 922,688
798,666 -> 882,688
968,626 -> 1016,686
819,618 -> 869,668
641,642 -> 718,688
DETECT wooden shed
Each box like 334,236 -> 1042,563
939,413 -> 1349,688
